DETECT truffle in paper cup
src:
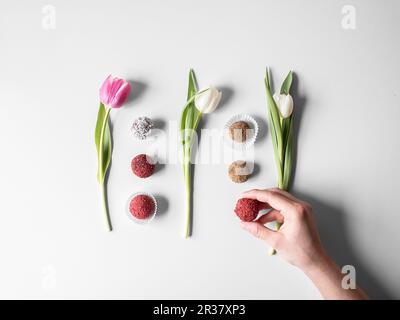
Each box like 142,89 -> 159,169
223,114 -> 259,150
126,192 -> 158,225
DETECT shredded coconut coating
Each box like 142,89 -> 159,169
131,117 -> 154,140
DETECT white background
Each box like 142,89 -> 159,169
0,0 -> 399,299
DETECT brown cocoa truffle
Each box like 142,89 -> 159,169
229,121 -> 250,143
228,160 -> 251,183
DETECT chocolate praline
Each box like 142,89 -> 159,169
229,121 -> 250,143
228,160 -> 251,183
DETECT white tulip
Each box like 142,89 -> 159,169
194,87 -> 222,114
273,93 -> 294,119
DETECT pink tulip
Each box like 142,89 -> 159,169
99,75 -> 131,108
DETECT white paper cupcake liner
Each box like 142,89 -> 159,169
126,192 -> 158,225
223,114 -> 259,150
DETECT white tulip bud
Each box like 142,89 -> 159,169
194,87 -> 222,114
273,93 -> 294,119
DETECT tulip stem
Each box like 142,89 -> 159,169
269,179 -> 285,255
180,80 -> 210,238
100,182 -> 112,232
98,107 -> 112,232
184,160 -> 191,238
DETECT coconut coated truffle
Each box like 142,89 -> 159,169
129,194 -> 155,219
131,117 -> 154,140
131,154 -> 155,178
234,198 -> 262,222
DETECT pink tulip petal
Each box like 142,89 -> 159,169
110,79 -> 123,99
99,75 -> 131,108
112,81 -> 131,108
99,75 -> 113,105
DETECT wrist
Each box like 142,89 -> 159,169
302,249 -> 334,277
301,249 -> 368,300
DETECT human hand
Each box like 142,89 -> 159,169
239,188 -> 327,271
239,188 -> 368,299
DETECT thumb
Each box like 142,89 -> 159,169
240,221 -> 281,248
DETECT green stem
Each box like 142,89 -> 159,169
182,113 -> 203,239
100,182 -> 112,232
279,158 -> 284,188
98,107 -> 112,232
184,161 -> 191,238
269,171 -> 285,255
180,88 -> 209,238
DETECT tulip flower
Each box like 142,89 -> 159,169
180,70 -> 221,238
194,87 -> 222,114
100,75 -> 131,108
95,75 -> 131,231
273,93 -> 294,119
265,68 -> 297,255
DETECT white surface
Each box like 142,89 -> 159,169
1,0 -> 399,299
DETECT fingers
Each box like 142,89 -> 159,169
269,188 -> 312,211
240,189 -> 296,217
268,188 -> 309,206
268,188 -> 299,201
256,209 -> 284,224
258,202 -> 271,211
240,221 -> 281,248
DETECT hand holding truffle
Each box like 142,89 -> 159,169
238,189 -> 368,300
238,189 -> 324,269
95,75 -> 131,231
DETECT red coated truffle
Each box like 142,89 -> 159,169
234,198 -> 262,221
131,154 -> 155,178
129,194 -> 155,220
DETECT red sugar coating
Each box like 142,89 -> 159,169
129,195 -> 155,220
234,198 -> 262,222
131,154 -> 155,178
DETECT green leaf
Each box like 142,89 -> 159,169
282,118 -> 293,190
280,70 -> 293,95
181,69 -> 202,150
187,69 -> 197,100
181,70 -> 199,135
265,69 -> 284,186
264,69 -> 283,152
186,69 -> 201,133
100,119 -> 112,182
185,104 -> 196,130
281,116 -> 292,149
280,71 -> 294,185
280,70 -> 293,148
268,107 -> 283,186
95,103 -> 112,182
95,103 -> 106,154
184,106 -> 197,153
180,105 -> 190,141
